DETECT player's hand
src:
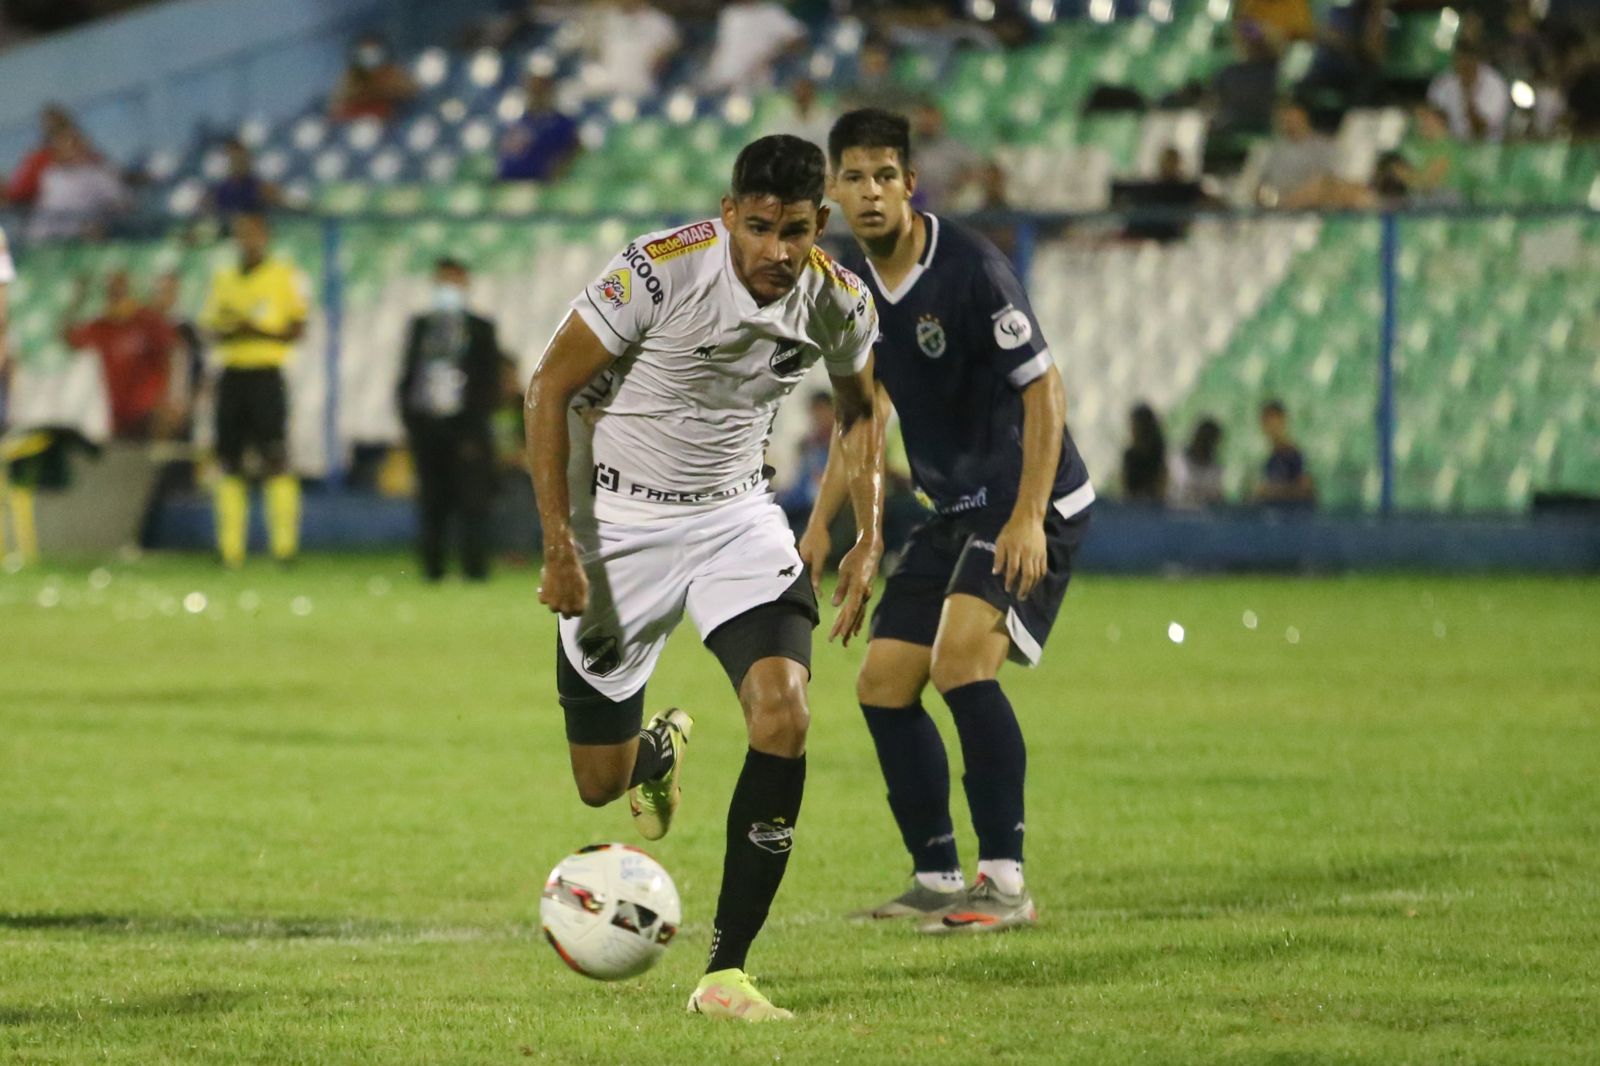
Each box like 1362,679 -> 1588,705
795,521 -> 830,599
994,512 -> 1047,601
538,531 -> 589,618
829,533 -> 881,647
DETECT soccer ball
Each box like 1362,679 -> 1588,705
540,843 -> 681,981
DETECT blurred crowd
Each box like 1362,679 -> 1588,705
7,0 -> 1600,245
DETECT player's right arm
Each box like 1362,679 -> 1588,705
524,312 -> 615,618
797,377 -> 891,586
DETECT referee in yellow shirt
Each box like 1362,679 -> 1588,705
199,213 -> 308,567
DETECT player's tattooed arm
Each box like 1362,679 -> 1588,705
994,363 -> 1066,600
821,362 -> 886,646
798,377 -> 891,593
525,312 -> 615,618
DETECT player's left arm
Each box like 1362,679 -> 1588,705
825,361 -> 885,646
977,255 -> 1063,601
997,366 -> 1065,600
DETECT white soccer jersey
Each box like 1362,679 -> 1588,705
568,218 -> 876,524
0,225 -> 15,284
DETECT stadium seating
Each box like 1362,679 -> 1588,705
9,4 -> 1597,509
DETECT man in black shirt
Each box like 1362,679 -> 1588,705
398,257 -> 512,580
801,109 -> 1095,933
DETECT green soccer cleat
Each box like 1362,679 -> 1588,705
915,874 -> 1038,935
628,708 -> 692,841
847,879 -> 965,922
687,969 -> 794,1021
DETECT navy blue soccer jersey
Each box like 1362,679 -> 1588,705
840,213 -> 1093,520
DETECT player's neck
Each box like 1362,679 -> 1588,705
862,210 -> 923,289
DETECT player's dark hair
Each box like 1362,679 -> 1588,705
435,256 -> 468,274
828,108 -> 912,171
730,135 -> 826,206
1261,399 -> 1287,418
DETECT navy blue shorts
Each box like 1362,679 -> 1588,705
870,506 -> 1090,665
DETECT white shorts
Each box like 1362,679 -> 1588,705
558,491 -> 807,702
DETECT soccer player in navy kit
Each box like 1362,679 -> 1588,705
799,109 -> 1095,932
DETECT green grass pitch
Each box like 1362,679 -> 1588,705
2,556 -> 1597,1064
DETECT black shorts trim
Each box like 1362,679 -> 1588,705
870,508 -> 1090,664
703,569 -> 818,691
556,639 -> 645,745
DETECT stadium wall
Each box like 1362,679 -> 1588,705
141,496 -> 1600,574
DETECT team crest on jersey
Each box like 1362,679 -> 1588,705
644,221 -> 718,263
596,270 -> 631,309
916,314 -> 947,359
992,305 -> 1033,350
579,632 -> 621,676
770,338 -> 812,377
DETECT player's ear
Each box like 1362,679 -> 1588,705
903,166 -> 917,199
720,195 -> 737,231
814,202 -> 830,237
824,171 -> 836,202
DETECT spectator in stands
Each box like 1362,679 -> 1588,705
330,33 -> 417,122
767,77 -> 834,151
1428,42 -> 1511,142
845,36 -> 923,114
777,390 -> 834,531
584,0 -> 681,98
702,1 -> 808,92
207,139 -> 280,219
1253,100 -> 1338,207
1568,56 -> 1600,139
62,271 -> 181,441
28,125 -> 128,243
498,74 -> 580,183
398,257 -> 512,582
1253,399 -> 1316,506
4,104 -> 75,207
907,101 -> 980,210
1299,0 -> 1387,109
1405,104 -> 1457,194
1236,0 -> 1314,55
1168,418 -> 1226,510
1119,147 -> 1209,242
1121,403 -> 1168,504
1211,22 -> 1282,146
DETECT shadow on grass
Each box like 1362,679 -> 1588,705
0,989 -> 248,1027
0,912 -> 480,941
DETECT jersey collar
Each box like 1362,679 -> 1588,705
863,212 -> 939,307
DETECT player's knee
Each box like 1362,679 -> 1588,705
572,768 -> 626,808
742,667 -> 810,756
929,644 -> 999,695
856,664 -> 915,708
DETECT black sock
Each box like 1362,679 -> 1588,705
942,680 -> 1026,863
707,748 -> 805,973
861,702 -> 960,873
627,723 -> 676,789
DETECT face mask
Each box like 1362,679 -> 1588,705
432,284 -> 466,313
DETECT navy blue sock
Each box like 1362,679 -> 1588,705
861,703 -> 960,873
942,680 -> 1026,863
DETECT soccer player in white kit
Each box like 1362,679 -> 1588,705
524,136 -> 885,1021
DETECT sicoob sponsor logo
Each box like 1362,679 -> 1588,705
644,222 -> 718,263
